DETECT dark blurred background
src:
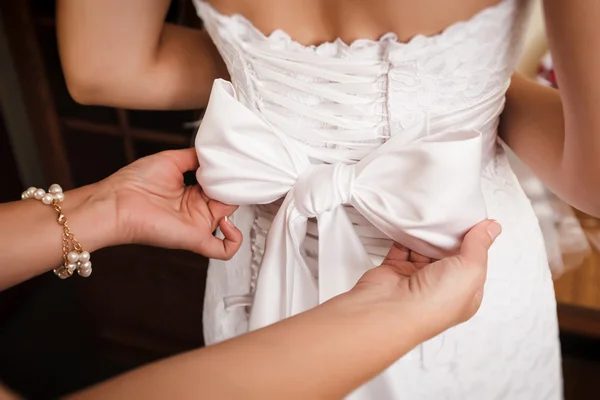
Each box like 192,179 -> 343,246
0,1 -> 209,398
0,1 -> 600,399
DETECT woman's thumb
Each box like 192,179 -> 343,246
458,219 -> 501,267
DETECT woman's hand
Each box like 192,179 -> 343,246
99,148 -> 242,259
352,219 -> 501,339
58,220 -> 501,400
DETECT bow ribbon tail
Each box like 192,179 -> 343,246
317,206 -> 374,303
248,192 -> 318,331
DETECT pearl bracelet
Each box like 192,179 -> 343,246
22,184 -> 92,279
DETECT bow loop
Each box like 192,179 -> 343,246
294,163 -> 355,218
195,80 -> 308,206
349,129 -> 487,259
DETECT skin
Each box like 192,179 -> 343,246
66,221 -> 498,400
500,1 -> 600,216
56,0 -> 600,216
0,149 -> 240,290
56,0 -> 228,109
0,149 -> 500,399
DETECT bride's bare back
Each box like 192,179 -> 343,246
208,0 -> 500,46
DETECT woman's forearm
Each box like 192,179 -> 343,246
0,184 -> 116,289
67,291 -> 422,400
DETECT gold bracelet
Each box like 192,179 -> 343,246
21,184 -> 92,279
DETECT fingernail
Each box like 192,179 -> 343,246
487,221 -> 502,240
224,216 -> 235,228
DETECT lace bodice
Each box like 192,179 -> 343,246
194,0 -> 531,163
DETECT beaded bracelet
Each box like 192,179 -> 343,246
21,184 -> 92,279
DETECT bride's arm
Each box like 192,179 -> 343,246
500,1 -> 600,216
56,0 -> 227,110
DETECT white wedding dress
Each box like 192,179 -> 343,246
192,0 -> 562,398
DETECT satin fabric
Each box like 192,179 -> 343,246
195,79 -> 488,330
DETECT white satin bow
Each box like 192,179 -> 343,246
195,79 -> 487,330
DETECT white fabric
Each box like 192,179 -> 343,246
196,80 -> 488,327
193,0 -> 563,398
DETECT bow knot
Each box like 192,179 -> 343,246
195,79 -> 488,331
294,163 -> 355,218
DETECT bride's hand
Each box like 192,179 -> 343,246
99,148 -> 242,259
352,219 -> 501,338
